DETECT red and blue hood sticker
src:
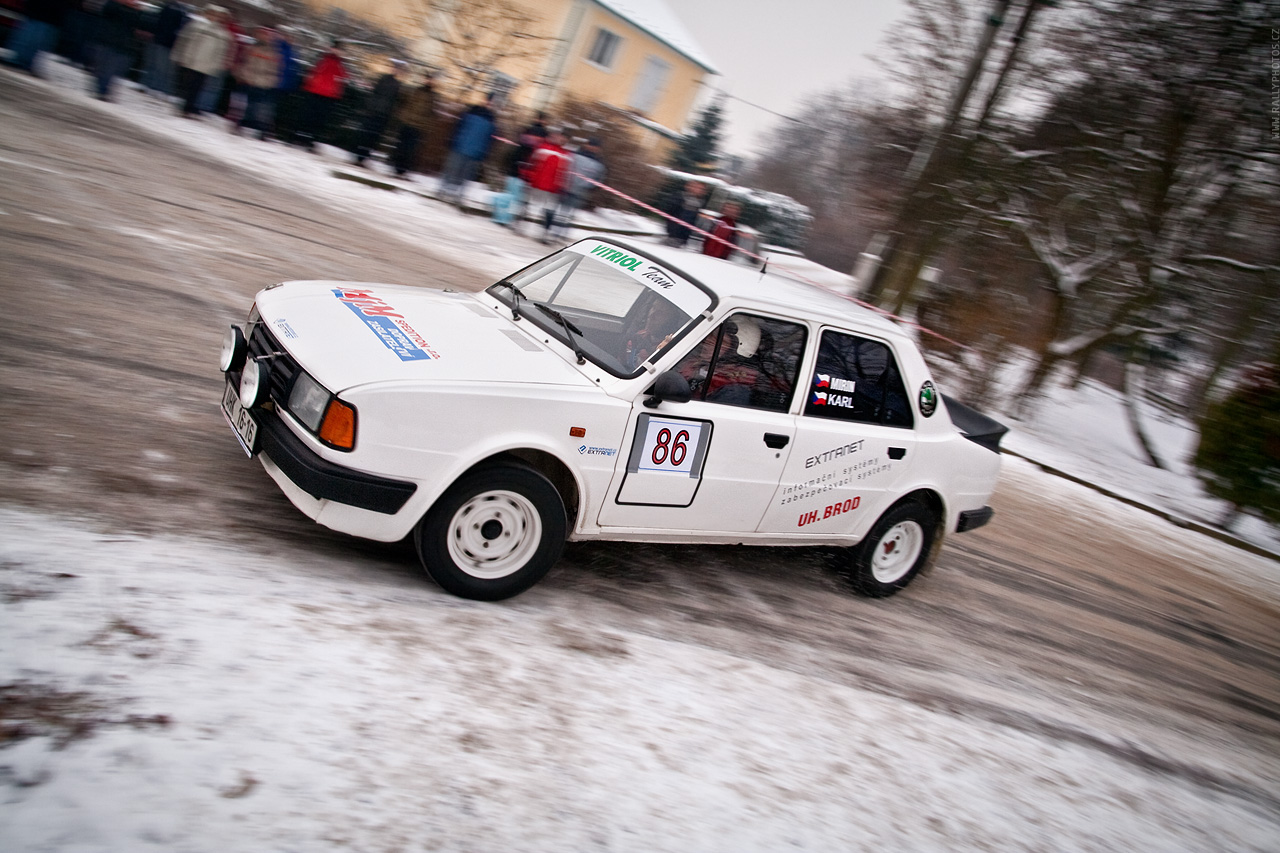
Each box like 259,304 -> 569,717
332,288 -> 438,361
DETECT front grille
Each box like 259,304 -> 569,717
246,321 -> 302,406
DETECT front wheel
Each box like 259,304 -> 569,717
846,501 -> 938,598
415,465 -> 567,600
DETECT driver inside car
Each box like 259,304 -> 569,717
675,316 -> 763,407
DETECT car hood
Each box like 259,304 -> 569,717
254,281 -> 594,392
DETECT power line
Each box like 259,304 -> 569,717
713,89 -> 804,124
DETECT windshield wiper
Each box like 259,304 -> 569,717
493,280 -> 525,320
530,302 -> 587,365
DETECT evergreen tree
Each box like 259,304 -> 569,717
669,98 -> 725,174
1194,352 -> 1280,528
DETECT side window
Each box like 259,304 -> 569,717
803,331 -> 914,428
673,313 -> 806,413
586,28 -> 622,69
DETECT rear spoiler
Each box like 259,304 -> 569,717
942,394 -> 1008,454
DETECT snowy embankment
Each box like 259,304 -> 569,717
1000,377 -> 1280,555
4,456 -> 1280,852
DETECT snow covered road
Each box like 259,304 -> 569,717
3,502 -> 1277,852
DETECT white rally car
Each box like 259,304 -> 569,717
219,237 -> 1005,600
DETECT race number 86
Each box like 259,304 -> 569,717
634,416 -> 706,476
650,428 -> 690,467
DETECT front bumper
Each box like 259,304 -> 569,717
257,407 -> 416,515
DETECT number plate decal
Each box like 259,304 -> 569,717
616,414 -> 713,507
630,415 -> 710,478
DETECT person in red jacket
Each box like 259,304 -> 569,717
701,201 -> 741,260
296,41 -> 348,151
522,128 -> 571,244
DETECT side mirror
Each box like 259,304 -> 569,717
643,370 -> 692,408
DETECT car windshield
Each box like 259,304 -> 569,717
487,240 -> 715,377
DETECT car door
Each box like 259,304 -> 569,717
597,312 -> 808,534
756,328 -> 920,538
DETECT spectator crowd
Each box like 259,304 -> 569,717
2,0 -> 743,255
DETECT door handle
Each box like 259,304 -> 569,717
764,433 -> 790,449
888,447 -> 906,460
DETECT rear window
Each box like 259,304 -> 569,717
802,330 -> 913,428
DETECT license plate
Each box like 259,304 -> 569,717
222,380 -> 259,457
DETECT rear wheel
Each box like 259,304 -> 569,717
415,465 -> 566,600
847,501 -> 937,597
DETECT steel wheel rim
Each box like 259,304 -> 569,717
447,489 -> 542,579
871,520 -> 924,583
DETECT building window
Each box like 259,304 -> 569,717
586,27 -> 621,69
484,70 -> 518,106
629,55 -> 671,114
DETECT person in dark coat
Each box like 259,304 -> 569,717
268,28 -> 299,141
389,70 -> 437,177
3,0 -> 74,75
90,0 -> 142,101
353,60 -> 405,166
141,0 -> 186,95
664,180 -> 706,247
438,92 -> 497,205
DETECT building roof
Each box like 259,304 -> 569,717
594,0 -> 719,74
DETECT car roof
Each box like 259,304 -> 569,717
606,238 -> 911,343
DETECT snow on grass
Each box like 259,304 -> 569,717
1001,377 -> 1280,555
2,507 -> 1277,852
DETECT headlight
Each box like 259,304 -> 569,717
219,325 -> 247,373
239,359 -> 269,408
287,372 -> 331,431
286,372 -> 357,450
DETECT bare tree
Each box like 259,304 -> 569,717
401,0 -> 552,101
992,0 -> 1279,425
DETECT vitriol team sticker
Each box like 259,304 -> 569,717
919,380 -> 938,417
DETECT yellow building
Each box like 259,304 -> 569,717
307,0 -> 718,157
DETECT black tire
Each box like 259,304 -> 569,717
415,465 -> 567,601
847,500 -> 937,598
